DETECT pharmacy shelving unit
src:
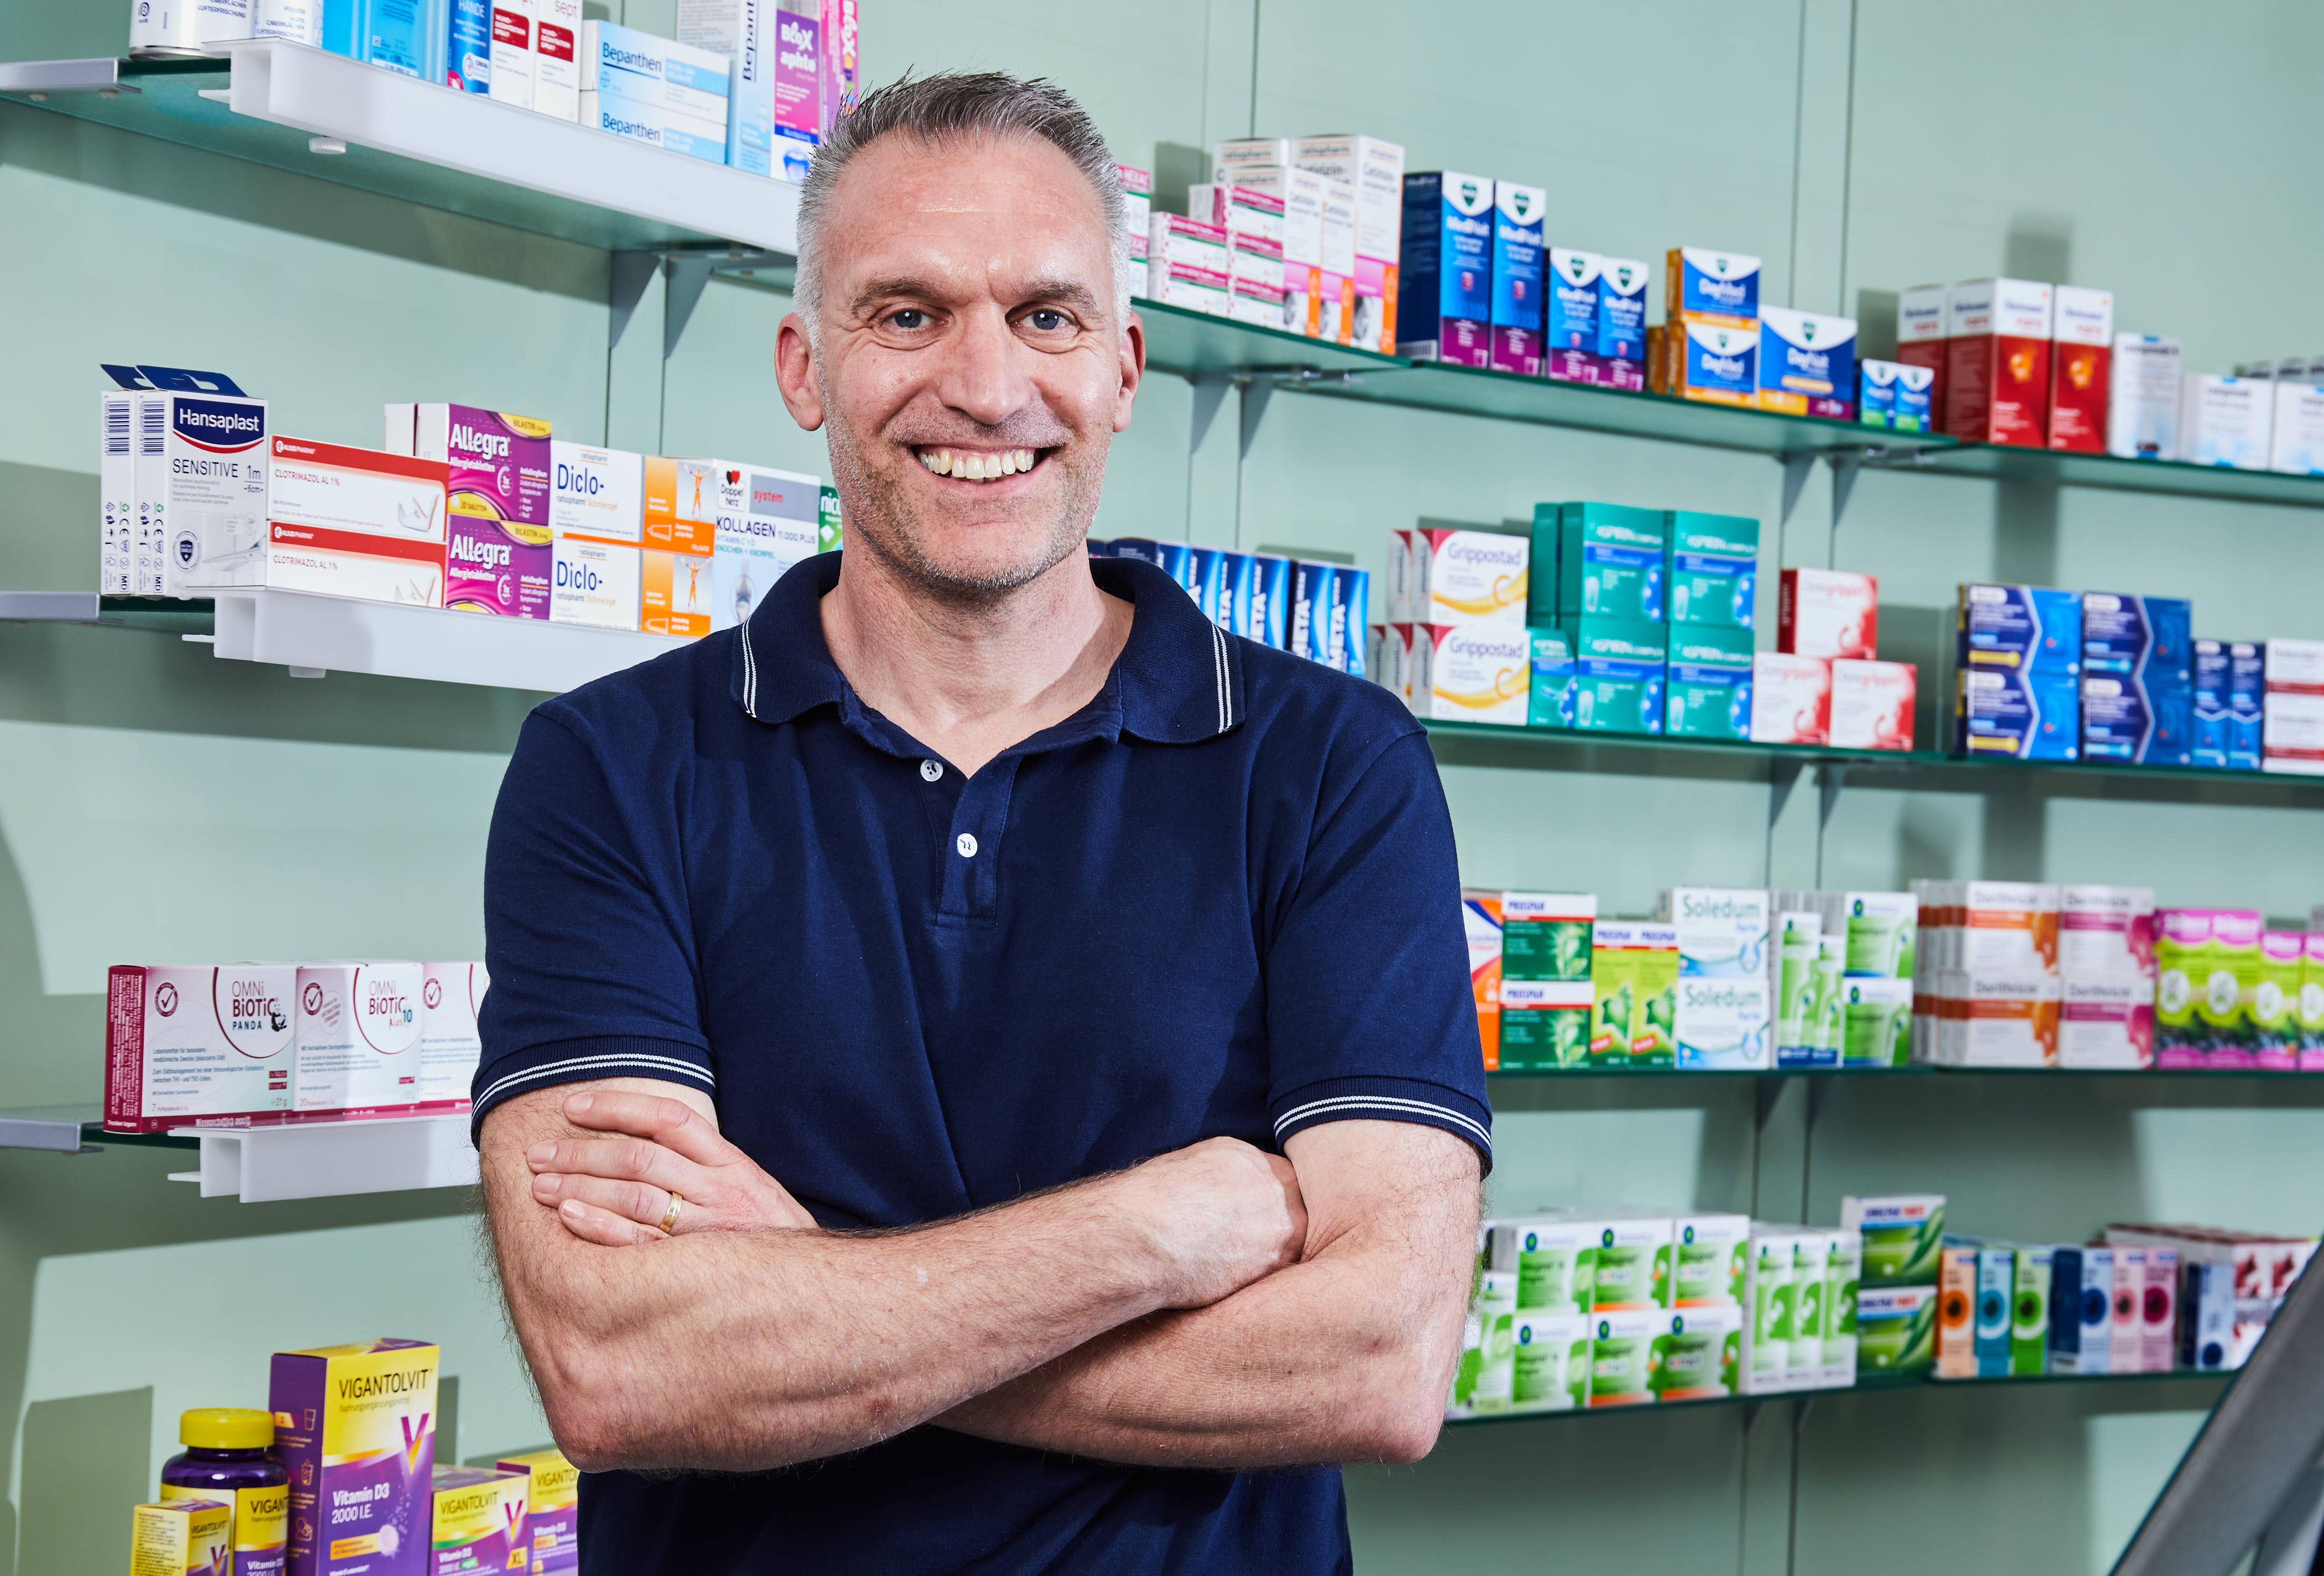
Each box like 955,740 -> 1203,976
0,1105 -> 477,1202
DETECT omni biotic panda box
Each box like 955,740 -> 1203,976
106,964 -> 296,1133
385,405 -> 554,620
294,962 -> 427,1118
270,1339 -> 439,1576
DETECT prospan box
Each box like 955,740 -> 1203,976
384,404 -> 553,620
271,1339 -> 439,1576
106,964 -> 297,1133
429,1467 -> 527,1576
1944,279 -> 2052,446
1397,171 -> 1493,368
493,1449 -> 579,1574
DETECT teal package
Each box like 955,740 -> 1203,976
1663,511 -> 1758,560
365,0 -> 438,77
1668,626 -> 1754,667
1558,502 -> 1668,621
1528,627 -> 1574,728
1565,615 -> 1667,663
1571,657 -> 1663,734
1667,551 -> 1755,627
1975,1246 -> 2014,1377
1665,663 -> 1751,740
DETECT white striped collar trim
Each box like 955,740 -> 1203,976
1210,623 -> 1233,734
1272,1093 -> 1491,1150
474,1053 -> 715,1114
741,616 -> 761,719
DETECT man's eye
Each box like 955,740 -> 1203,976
888,309 -> 930,331
1025,309 -> 1069,332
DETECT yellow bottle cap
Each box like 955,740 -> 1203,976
180,1407 -> 275,1451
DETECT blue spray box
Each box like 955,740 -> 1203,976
1337,567 -> 1370,677
1111,540 -> 1199,603
1859,361 -> 1898,427
1956,670 -> 2079,759
1397,172 -> 1495,368
1596,256 -> 1650,363
1290,561 -> 1337,666
1545,249 -> 1600,352
2081,593 -> 2192,765
1187,547 -> 1232,626
1489,182 -> 1547,378
2082,675 -> 2193,765
1666,662 -> 1752,740
2194,640 -> 2232,769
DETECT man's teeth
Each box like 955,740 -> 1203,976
918,448 -> 1038,481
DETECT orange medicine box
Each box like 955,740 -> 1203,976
642,455 -> 719,556
642,547 -> 719,637
1463,889 -> 1504,1071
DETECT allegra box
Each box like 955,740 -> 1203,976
430,1467 -> 528,1576
271,1339 -> 439,1576
1778,568 -> 1877,658
265,436 -> 448,607
2047,285 -> 2113,452
1397,171 -> 1493,367
1943,279 -> 2053,446
493,1449 -> 579,1574
1757,306 -> 1856,420
106,964 -> 297,1133
385,405 -> 553,620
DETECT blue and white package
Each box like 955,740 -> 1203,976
2081,594 -> 2192,685
2229,641 -> 2264,770
1956,670 -> 2079,760
364,0 -> 436,78
1859,361 -> 1898,427
1396,172 -> 1495,368
446,0 -> 491,92
1338,568 -> 1370,677
1291,561 -> 1337,666
1213,551 -> 1254,636
1545,249 -> 1600,350
1756,306 -> 1856,420
2082,675 -> 2193,766
322,0 -> 362,56
2194,640 -> 2233,769
2048,1246 -> 2113,1375
1665,662 -> 1751,741
676,0 -> 777,176
1111,539 -> 1200,601
1667,247 -> 1760,322
585,90 -> 730,162
1957,583 -> 2082,677
1187,546 -> 1232,625
1489,182 -> 1547,378
1673,319 -> 1758,404
1596,256 -> 1649,362
586,20 -> 731,123
1247,554 -> 1291,648
2179,1261 -> 2234,1371
1895,364 -> 1936,431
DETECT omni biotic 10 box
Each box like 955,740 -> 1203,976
271,1340 -> 439,1576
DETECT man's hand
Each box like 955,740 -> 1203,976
524,1092 -> 1309,1308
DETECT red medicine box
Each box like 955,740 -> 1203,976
1944,278 -> 2054,447
2047,285 -> 2113,453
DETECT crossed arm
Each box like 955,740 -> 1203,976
479,1080 -> 1479,1474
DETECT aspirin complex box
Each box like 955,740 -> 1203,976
294,961 -> 428,1118
105,964 -> 296,1132
265,436 -> 448,607
271,1340 -> 439,1576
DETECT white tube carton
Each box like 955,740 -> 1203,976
2269,381 -> 2324,474
132,391 -> 169,595
1410,526 -> 1529,626
2107,334 -> 2182,459
265,436 -> 449,606
2180,375 -> 2272,469
293,961 -> 428,1118
104,964 -> 297,1133
1938,969 -> 2060,1066
419,961 -> 489,1108
550,441 -> 645,627
100,391 -> 134,595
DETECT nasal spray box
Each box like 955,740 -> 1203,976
294,961 -> 427,1118
1944,279 -> 2052,444
105,964 -> 297,1133
1757,306 -> 1856,420
430,1467 -> 528,1576
1545,248 -> 1601,381
418,961 -> 488,1108
549,441 -> 643,631
1489,181 -> 1546,377
2047,286 -> 2113,452
2109,336 -> 2183,459
493,1449 -> 578,1574
264,436 -> 448,606
1597,256 -> 1649,387
385,404 -> 552,620
1397,172 -> 1494,367
270,1339 -> 439,1576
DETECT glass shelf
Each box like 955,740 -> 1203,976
1878,441 -> 2324,510
1446,1365 -> 2232,1427
1135,299 -> 1403,381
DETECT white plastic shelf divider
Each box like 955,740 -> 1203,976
0,1104 -> 102,1154
167,1113 -> 478,1202
209,586 -> 694,690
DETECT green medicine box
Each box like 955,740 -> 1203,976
1668,626 -> 1754,667
1530,501 -> 1665,625
1665,511 -> 1757,630
1527,627 -> 1574,729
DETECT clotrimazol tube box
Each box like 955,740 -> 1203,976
294,961 -> 427,1118
1756,306 -> 1856,420
264,436 -> 448,606
104,964 -> 297,1133
2109,335 -> 2182,459
418,961 -> 488,1108
271,1340 -> 439,1576
494,1449 -> 578,1574
550,441 -> 643,631
386,404 -> 553,620
431,1467 -> 529,1575
1397,172 -> 1493,368
1488,181 -> 1546,378
2180,375 -> 2273,469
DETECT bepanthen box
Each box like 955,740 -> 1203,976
105,964 -> 297,1133
1896,283 -> 1948,420
271,1340 -> 439,1576
1829,659 -> 1915,750
1757,306 -> 1856,420
676,0 -> 773,174
1665,248 -> 1760,324
2048,286 -> 2113,452
1944,278 -> 2052,445
1749,653 -> 1830,744
1777,568 -> 1877,658
2109,335 -> 2183,459
2181,376 -> 2272,469
265,436 -> 448,606
1398,172 -> 1494,366
418,961 -> 486,1108
386,405 -> 553,620
493,1450 -> 578,1574
430,1468 -> 528,1576
1411,622 -> 1530,725
1488,182 -> 1546,377
294,961 -> 427,1118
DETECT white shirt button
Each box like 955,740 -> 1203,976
920,759 -> 944,782
956,832 -> 978,858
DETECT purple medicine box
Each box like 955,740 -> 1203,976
388,404 -> 553,620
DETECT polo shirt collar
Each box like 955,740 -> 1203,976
732,551 -> 1245,745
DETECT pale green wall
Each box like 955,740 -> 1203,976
5,0 -> 2321,1572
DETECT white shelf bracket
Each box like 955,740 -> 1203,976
167,1115 -> 478,1203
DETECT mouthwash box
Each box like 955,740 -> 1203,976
1671,1213 -> 1751,1307
1944,278 -> 2053,446
1896,283 -> 1948,418
2181,375 -> 2272,469
1757,306 -> 1856,420
1412,525 -> 1529,626
1671,317 -> 1760,406
1957,583 -> 2082,677
1490,182 -> 1546,378
1597,256 -> 1650,378
2048,286 -> 2113,452
2153,908 -> 2262,1068
1955,669 -> 2080,759
1509,1311 -> 1593,1411
1934,1244 -> 1978,1377
1527,626 -> 1575,726
1587,1309 -> 1661,1406
273,1340 -> 439,1576
1823,1230 -> 1862,1385
1778,568 -> 1877,658
1750,653 -> 1831,744
1842,1194 -> 1945,1286
1829,658 -> 1916,751
105,964 -> 297,1133
431,1467 -> 527,1576
1653,1304 -> 1742,1401
1840,977 -> 1913,1065
1544,247 -> 1600,370
493,1449 -> 578,1574
2269,381 -> 2324,474
1411,622 -> 1530,725
133,1499 -> 233,1576
1665,247 -> 1760,325
1974,1245 -> 2014,1376
2110,335 -> 2184,459
1398,172 -> 1494,367
1461,890 -> 1503,1070
1553,502 -> 1666,621
386,404 -> 553,620
2011,1246 -> 2053,1375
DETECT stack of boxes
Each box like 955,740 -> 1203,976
1391,523 -> 1529,721
1760,568 -> 1913,749
1843,1195 -> 1943,1378
1495,893 -> 1595,1072
1911,883 -> 2062,1068
1740,1220 -> 1865,1394
2082,592 -> 2193,766
1951,583 -> 2082,760
2154,908 -> 2264,1070
2058,885 -> 2158,1069
1117,163 -> 1153,276
1543,249 -> 1651,389
2192,638 -> 2264,771
1186,179 -> 1288,328
1216,136 -> 1404,350
1663,514 -> 1757,741
1585,918 -> 1679,1067
1771,892 -> 1915,1068
1530,502 -> 1666,735
580,21 -> 735,167
1145,211 -> 1233,318
2263,638 -> 2324,774
1106,540 -> 1364,673
1657,248 -> 1761,409
1654,887 -> 1773,1070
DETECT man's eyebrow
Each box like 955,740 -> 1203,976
844,275 -> 1107,320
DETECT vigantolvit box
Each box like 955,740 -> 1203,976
271,1339 -> 439,1576
1757,306 -> 1856,419
1411,527 -> 1528,626
1856,1285 -> 1937,1376
1652,1304 -> 1742,1401
1411,623 -> 1529,724
132,1498 -> 232,1576
1944,278 -> 2053,446
160,390 -> 273,595
2047,286 -> 2114,452
264,436 -> 448,606
294,961 -> 427,1118
1397,172 -> 1493,367
2109,335 -> 2183,459
1587,1309 -> 1661,1406
1777,568 -> 1876,658
419,962 -> 488,1108
1829,658 -> 1915,750
1749,653 -> 1830,745
105,964 -> 296,1133
494,1449 -> 578,1573
430,1467 -> 528,1575
2181,375 -> 2272,469
1841,1194 -> 1945,1286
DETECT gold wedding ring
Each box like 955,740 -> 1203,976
659,1191 -> 683,1234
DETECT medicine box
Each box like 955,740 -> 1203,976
1829,658 -> 1915,750
1742,1232 -> 1797,1393
640,455 -> 719,557
1289,135 -> 1405,353
534,0 -> 582,122
2153,908 -> 2262,1067
583,19 -> 730,124
1957,582 -> 2081,677
1567,622 -> 1667,735
1587,1308 -> 1662,1406
1896,283 -> 1948,420
480,1 -> 536,111
1503,891 -> 1595,981
580,82 -> 729,164
2049,1245 -> 2114,1374
2059,883 -> 2156,980
1955,668 -> 2080,760
2048,286 -> 2113,452
1597,256 -> 1650,375
1498,980 -> 1591,1070
1778,568 -> 1876,658
1664,510 -> 1757,627
2181,375 -> 2272,469
1489,181 -> 1546,378
99,390 -> 133,594
1398,172 -> 1494,367
2269,381 -> 2324,474
1651,1304 -> 1742,1401
1212,137 -> 1291,173
1944,278 -> 2053,446
295,961 -> 428,1118
132,1499 -> 232,1576
1314,174 -> 1358,345
1672,1213 -> 1752,1307
155,390 -> 271,596
271,1340 -> 439,1576
1411,526 -> 1529,626
104,964 -> 297,1133
1666,659 -> 1752,741
1749,652 -> 1830,744
419,961 -> 488,1108
1656,888 -> 1770,979
1490,1214 -> 1597,1316
1509,1310 -> 1593,1412
431,1467 -> 530,1575
1841,1194 -> 1945,1286
675,0 -> 771,172
387,404 -> 553,620
1757,306 -> 1856,420
494,1449 -> 579,1575
1893,363 -> 1936,430
1823,1231 -> 1864,1386
1840,977 -> 1913,1065
1671,972 -> 1773,1069
1462,890 -> 1503,1071
1859,360 -> 1898,427
1148,258 -> 1232,317
264,436 -> 448,606
715,464 -> 823,627
1546,500 -> 1666,622
2109,335 -> 2183,459
1411,622 -> 1530,726
1665,247 -> 1760,324
1546,248 -> 1601,358
1117,164 -> 1151,261
1527,626 -> 1575,727
550,441 -> 643,631
1669,317 -> 1759,406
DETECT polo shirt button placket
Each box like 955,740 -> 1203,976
955,832 -> 978,857
920,759 -> 944,782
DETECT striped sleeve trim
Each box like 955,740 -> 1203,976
1270,1076 -> 1493,1170
469,1036 -> 714,1144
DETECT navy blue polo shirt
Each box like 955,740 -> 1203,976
474,550 -> 1490,1576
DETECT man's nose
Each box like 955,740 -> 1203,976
932,305 -> 1038,429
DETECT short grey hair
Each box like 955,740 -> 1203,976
792,71 -> 1131,338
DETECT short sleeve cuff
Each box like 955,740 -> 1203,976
1270,1076 -> 1492,1174
470,1035 -> 715,1144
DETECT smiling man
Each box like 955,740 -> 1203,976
472,72 -> 1489,1575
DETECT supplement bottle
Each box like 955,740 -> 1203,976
160,1407 -> 289,1575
